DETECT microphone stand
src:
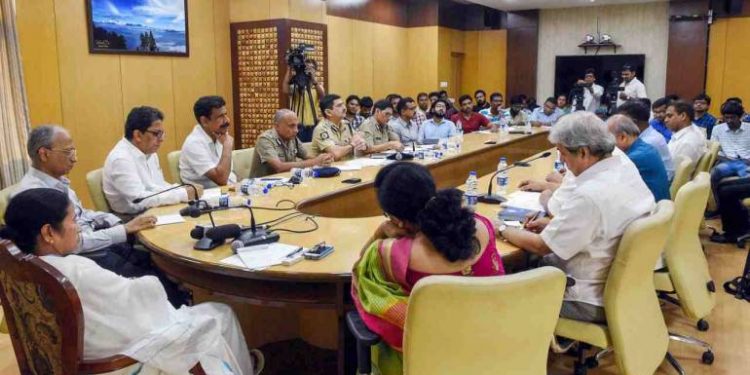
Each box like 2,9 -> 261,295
133,183 -> 198,205
194,210 -> 222,250
477,152 -> 552,204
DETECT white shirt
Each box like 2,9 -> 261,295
640,126 -> 675,180
668,124 -> 707,168
179,125 -> 237,188
103,138 -> 188,215
15,168 -> 126,253
541,153 -> 655,306
710,122 -> 750,160
617,77 -> 648,107
573,84 -> 604,113
41,254 -> 254,374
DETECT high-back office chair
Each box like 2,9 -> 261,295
0,240 -> 206,374
694,141 -> 719,178
0,184 -> 18,225
232,148 -> 254,180
167,150 -> 182,184
654,173 -> 716,368
347,267 -> 567,375
670,156 -> 693,200
86,169 -> 111,213
555,200 -> 675,375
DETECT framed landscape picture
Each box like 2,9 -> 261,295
86,0 -> 189,56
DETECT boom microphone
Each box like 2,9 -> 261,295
477,151 -> 552,204
133,184 -> 198,204
205,224 -> 242,242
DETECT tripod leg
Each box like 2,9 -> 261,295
306,85 -> 318,121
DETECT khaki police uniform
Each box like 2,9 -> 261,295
310,118 -> 354,157
359,117 -> 399,148
250,129 -> 308,178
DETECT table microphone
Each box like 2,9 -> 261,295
133,184 -> 198,204
230,205 -> 279,251
477,151 -> 552,204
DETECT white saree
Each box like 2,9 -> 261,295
40,254 -> 255,375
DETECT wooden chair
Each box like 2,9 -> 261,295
0,240 -> 205,374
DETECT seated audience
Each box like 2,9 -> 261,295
413,92 -> 428,127
506,95 -> 530,127
530,97 -> 564,127
418,99 -> 457,143
725,97 -> 750,123
451,94 -> 492,133
479,92 -> 507,126
310,94 -> 367,160
360,99 -> 404,154
499,112 -> 655,323
250,109 -> 333,178
345,95 -> 366,130
439,90 -> 459,119
607,115 -> 670,201
360,96 -> 374,119
473,89 -> 491,112
693,93 -> 717,139
428,91 -> 440,106
103,106 -> 203,217
386,93 -> 402,114
557,94 -> 571,115
351,162 -> 505,372
707,101 -> 750,217
617,100 -> 675,180
666,100 -> 707,168
649,97 -> 673,142
389,97 -> 421,144
179,96 -> 237,188
0,188 -> 259,375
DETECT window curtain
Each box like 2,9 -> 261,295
0,0 -> 30,189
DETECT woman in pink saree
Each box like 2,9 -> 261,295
351,162 -> 505,374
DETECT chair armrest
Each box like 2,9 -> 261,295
346,311 -> 381,346
79,355 -> 138,374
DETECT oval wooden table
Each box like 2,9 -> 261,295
138,130 -> 554,374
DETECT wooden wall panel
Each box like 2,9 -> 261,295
665,0 -> 709,98
214,0 -> 234,134
706,17 -> 750,116
506,10 -> 538,100
16,0 -> 63,126
406,27 -> 439,95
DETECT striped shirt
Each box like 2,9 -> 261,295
710,122 -> 750,160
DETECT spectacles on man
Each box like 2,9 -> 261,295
144,129 -> 166,139
46,147 -> 77,158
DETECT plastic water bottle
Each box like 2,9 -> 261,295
456,129 -> 464,152
496,157 -> 509,196
291,167 -> 314,183
464,171 -> 479,208
554,150 -> 564,173
524,117 -> 532,134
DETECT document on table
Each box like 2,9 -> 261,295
202,187 -> 222,199
155,214 -> 185,226
220,243 -> 308,270
500,191 -> 545,212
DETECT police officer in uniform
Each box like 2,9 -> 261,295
250,109 -> 333,178
311,94 -> 367,160
359,99 -> 404,154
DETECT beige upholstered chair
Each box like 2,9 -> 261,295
85,169 -> 111,213
167,150 -> 182,184
0,184 -> 18,226
232,147 -> 254,180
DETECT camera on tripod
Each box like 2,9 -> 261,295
603,79 -> 626,116
286,43 -> 315,87
569,82 -> 591,111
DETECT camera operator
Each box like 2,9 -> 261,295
283,56 -> 325,142
572,68 -> 603,113
616,64 -> 647,107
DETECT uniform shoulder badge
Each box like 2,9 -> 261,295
320,131 -> 329,140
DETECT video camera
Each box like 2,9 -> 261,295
603,78 -> 626,116
570,81 -> 592,111
286,43 -> 315,88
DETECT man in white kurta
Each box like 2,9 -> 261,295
41,254 -> 255,375
665,102 -> 707,168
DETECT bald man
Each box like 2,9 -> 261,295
249,109 -> 334,178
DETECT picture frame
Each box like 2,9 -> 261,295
85,0 -> 189,57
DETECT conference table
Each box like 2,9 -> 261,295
138,128 -> 554,374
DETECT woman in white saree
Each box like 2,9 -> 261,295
1,188 -> 262,375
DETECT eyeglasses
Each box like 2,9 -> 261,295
46,147 -> 77,157
144,129 -> 166,139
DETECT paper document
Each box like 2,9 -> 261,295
155,214 -> 185,226
220,243 -> 308,270
500,191 -> 545,212
203,187 -> 222,199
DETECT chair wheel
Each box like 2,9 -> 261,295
585,357 -> 599,368
574,362 -> 588,375
702,351 -> 714,365
697,319 -> 709,331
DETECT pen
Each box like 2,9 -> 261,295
523,211 -> 542,229
285,246 -> 305,258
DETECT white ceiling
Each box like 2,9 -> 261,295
465,0 -> 668,12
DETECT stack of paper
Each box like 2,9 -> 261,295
220,243 -> 307,270
501,191 -> 545,212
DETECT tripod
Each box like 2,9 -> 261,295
289,73 -> 318,127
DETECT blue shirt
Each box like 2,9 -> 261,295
694,113 -> 717,139
639,126 -> 675,180
530,107 -> 564,125
418,118 -> 457,143
626,138 -> 671,202
649,119 -> 672,142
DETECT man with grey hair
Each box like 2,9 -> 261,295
607,115 -> 670,202
13,126 -> 189,305
498,112 -> 655,323
249,109 -> 334,178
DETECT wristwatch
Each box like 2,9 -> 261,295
497,221 -> 508,235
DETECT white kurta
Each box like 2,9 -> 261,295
41,254 -> 254,375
